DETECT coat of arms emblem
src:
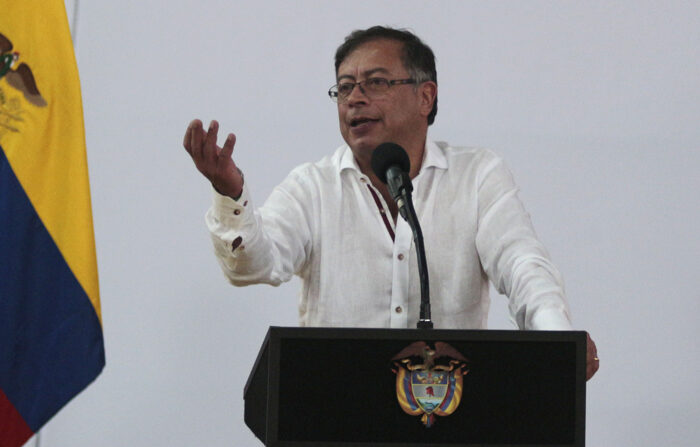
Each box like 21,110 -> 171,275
1,33 -> 46,107
391,341 -> 469,427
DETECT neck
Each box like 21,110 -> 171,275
354,136 -> 426,224
405,137 -> 426,180
354,136 -> 426,181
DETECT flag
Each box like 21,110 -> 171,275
0,1 -> 105,445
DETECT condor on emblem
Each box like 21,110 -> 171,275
391,341 -> 469,427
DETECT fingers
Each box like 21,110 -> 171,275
586,333 -> 599,381
185,119 -> 205,160
184,119 -> 223,163
192,121 -> 203,159
215,132 -> 242,198
183,119 -> 202,155
587,362 -> 599,380
221,132 -> 236,161
203,120 -> 220,164
183,119 -> 242,197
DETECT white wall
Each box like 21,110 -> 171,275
37,1 -> 700,445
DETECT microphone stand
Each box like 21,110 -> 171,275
390,172 -> 433,330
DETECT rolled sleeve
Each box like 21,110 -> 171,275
207,185 -> 254,258
205,172 -> 313,288
206,184 -> 283,286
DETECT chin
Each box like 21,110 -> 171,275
348,138 -> 381,156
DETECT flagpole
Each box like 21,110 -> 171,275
71,0 -> 80,44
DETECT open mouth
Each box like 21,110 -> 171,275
350,117 -> 379,127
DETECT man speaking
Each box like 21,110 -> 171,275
183,26 -> 599,380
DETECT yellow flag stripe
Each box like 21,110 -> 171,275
1,0 -> 100,320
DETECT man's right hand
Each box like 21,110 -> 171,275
183,119 -> 243,199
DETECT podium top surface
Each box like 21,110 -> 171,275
265,325 -> 585,341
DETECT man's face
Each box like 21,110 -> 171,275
336,39 -> 432,158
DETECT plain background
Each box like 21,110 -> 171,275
31,1 -> 700,446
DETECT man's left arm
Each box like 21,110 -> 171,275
474,152 -> 599,379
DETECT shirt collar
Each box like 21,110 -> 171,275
339,138 -> 447,175
339,144 -> 361,173
422,139 -> 448,171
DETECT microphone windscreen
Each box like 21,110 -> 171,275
370,142 -> 411,184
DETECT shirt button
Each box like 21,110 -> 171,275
395,306 -> 403,314
233,209 -> 241,215
360,178 -> 367,183
397,253 -> 404,261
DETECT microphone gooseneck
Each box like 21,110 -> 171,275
370,143 -> 433,330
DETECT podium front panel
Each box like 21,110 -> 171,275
245,327 -> 586,446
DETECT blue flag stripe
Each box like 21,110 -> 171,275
0,146 -> 105,431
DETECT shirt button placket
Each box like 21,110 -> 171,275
391,218 -> 412,328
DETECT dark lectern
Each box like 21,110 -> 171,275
244,327 -> 586,446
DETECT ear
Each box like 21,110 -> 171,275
418,81 -> 437,118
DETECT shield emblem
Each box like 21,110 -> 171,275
392,341 -> 469,427
411,370 -> 449,413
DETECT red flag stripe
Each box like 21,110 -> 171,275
0,388 -> 34,447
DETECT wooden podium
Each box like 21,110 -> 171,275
244,327 -> 586,446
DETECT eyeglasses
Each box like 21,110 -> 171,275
328,77 -> 416,103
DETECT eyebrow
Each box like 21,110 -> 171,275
337,67 -> 392,82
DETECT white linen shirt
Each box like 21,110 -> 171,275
206,140 -> 572,330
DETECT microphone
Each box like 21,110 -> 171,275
370,143 -> 413,220
370,143 -> 433,330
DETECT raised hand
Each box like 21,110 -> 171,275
183,119 -> 243,199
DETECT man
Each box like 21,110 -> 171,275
183,26 -> 599,380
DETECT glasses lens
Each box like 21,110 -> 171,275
328,86 -> 339,102
329,78 -> 400,103
365,78 -> 389,93
337,83 -> 356,102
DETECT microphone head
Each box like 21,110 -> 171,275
370,142 -> 411,184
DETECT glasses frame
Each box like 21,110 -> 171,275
328,77 -> 416,103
